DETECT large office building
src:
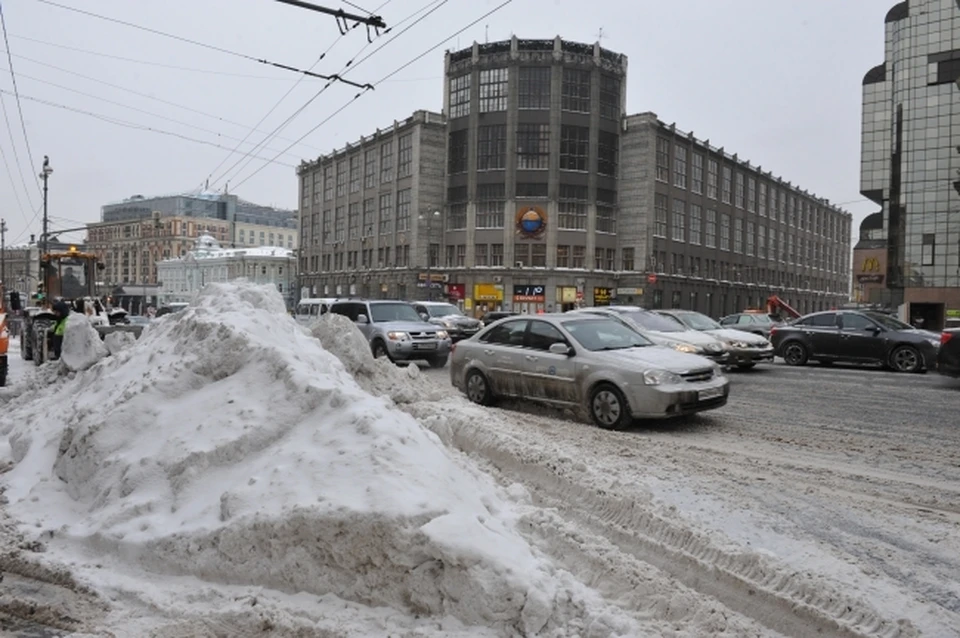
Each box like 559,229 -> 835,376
296,36 -> 851,317
858,0 -> 960,328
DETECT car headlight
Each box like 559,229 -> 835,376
643,369 -> 685,385
436,330 -> 449,340
730,341 -> 749,349
672,343 -> 699,354
387,331 -> 410,341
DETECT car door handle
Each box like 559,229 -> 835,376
525,355 -> 538,361
483,349 -> 495,355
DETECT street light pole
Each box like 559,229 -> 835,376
420,210 -> 440,301
39,156 -> 52,287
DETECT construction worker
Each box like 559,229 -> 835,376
50,298 -> 70,360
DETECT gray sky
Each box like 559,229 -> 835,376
0,0 -> 887,246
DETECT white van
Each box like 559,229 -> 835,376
295,298 -> 338,325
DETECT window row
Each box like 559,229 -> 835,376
306,190 -> 412,243
647,252 -> 847,294
447,67 -> 621,119
655,136 -> 850,241
449,125 -> 618,175
314,134 -> 412,202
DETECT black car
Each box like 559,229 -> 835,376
479,311 -> 518,327
936,329 -> 960,378
770,310 -> 941,373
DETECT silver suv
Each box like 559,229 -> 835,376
329,299 -> 452,368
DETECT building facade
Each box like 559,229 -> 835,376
157,235 -> 296,306
88,194 -> 298,288
296,110 -> 446,301
620,114 -> 852,317
860,0 -> 960,329
295,37 -> 851,317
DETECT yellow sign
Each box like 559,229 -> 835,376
862,257 -> 881,273
473,283 -> 503,301
558,286 -> 577,303
464,298 -> 473,310
594,287 -> 612,305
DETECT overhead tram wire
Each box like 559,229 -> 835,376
229,0 -> 513,192
32,0 -> 376,89
211,0 -> 445,190
0,0 -> 40,204
0,90 -> 298,169
202,0 -> 392,191
0,65 -> 306,162
0,47 -> 327,154
8,34 -> 323,81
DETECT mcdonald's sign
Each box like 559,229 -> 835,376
862,257 -> 881,273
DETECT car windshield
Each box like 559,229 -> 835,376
864,312 -> 913,331
426,304 -> 462,317
615,309 -> 686,332
562,318 -> 653,351
675,312 -> 721,330
370,303 -> 423,323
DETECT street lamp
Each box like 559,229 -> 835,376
39,156 -> 52,285
419,210 -> 441,301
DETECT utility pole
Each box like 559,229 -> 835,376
1,218 -> 6,299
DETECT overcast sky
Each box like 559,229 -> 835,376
0,0 -> 889,246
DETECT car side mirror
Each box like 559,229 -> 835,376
549,342 -> 572,356
356,314 -> 369,324
868,325 -> 883,335
419,312 -> 429,321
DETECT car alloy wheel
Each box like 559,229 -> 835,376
890,346 -> 921,373
782,342 -> 808,366
465,370 -> 493,405
590,383 -> 630,430
372,340 -> 390,360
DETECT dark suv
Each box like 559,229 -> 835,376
328,299 -> 452,368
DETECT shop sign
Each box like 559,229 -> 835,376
594,287 -> 612,306
417,272 -> 445,282
474,283 -> 504,301
447,283 -> 465,300
856,274 -> 884,284
615,287 -> 643,297
514,284 -> 545,302
946,309 -> 960,319
557,286 -> 577,303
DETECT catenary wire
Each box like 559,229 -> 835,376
0,47 -> 327,153
8,33 -> 323,81
32,0 -> 374,89
213,0 -> 445,190
0,64 -> 307,161
0,90 -> 298,168
0,0 -> 40,210
203,0 -> 391,190
229,0 -> 512,192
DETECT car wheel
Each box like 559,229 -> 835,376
465,369 -> 494,406
427,355 -> 448,369
736,362 -> 756,370
371,340 -> 392,361
589,383 -> 631,430
782,342 -> 808,366
890,345 -> 922,373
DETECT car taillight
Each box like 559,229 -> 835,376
942,332 -> 953,346
769,326 -> 778,337
450,342 -> 457,354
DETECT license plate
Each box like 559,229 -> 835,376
414,342 -> 437,350
698,386 -> 724,401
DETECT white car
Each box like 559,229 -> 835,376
572,306 -> 730,365
656,309 -> 774,369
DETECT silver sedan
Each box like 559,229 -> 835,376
450,313 -> 730,429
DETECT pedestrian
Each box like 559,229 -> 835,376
50,298 -> 70,360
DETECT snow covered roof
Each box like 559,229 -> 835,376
158,238 -> 295,264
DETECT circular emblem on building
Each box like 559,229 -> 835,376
515,205 -> 547,239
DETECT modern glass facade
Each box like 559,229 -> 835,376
860,0 -> 960,328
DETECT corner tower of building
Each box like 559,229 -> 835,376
442,36 -> 627,312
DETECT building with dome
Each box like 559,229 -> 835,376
156,234 -> 296,307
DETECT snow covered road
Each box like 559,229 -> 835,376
417,361 -> 960,637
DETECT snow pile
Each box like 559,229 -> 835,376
1,282 -> 639,636
60,312 -> 108,371
310,312 -> 442,404
103,330 -> 137,356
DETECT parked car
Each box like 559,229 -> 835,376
450,313 -> 728,429
328,299 -> 451,368
718,312 -> 783,338
936,329 -> 960,378
575,306 -> 729,365
656,309 -> 774,369
410,301 -> 482,342
295,297 -> 339,325
770,310 -> 941,373
479,310 -> 518,327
